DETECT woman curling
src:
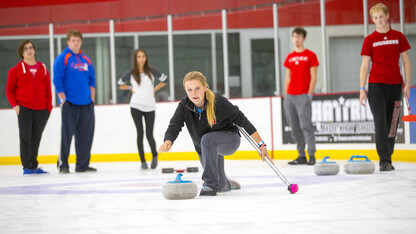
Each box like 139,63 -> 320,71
159,71 -> 271,196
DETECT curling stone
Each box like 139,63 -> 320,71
344,155 -> 375,174
162,173 -> 198,200
314,156 -> 339,176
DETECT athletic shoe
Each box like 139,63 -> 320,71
307,156 -> 316,165
380,162 -> 393,171
151,156 -> 158,169
141,162 -> 149,169
200,186 -> 218,196
23,168 -> 33,175
288,157 -> 307,165
32,168 -> 49,174
59,168 -> 70,174
227,178 -> 241,190
76,167 -> 97,172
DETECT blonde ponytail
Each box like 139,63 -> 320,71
183,71 -> 216,127
205,88 -> 216,127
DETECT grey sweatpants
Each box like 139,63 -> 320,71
199,131 -> 240,192
283,94 -> 316,157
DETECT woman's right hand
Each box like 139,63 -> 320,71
14,105 -> 20,116
159,140 -> 172,153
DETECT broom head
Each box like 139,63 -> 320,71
402,115 -> 416,122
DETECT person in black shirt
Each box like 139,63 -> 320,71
159,71 -> 271,196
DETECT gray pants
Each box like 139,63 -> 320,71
283,94 -> 316,157
199,131 -> 240,192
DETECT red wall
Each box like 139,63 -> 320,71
0,0 -> 414,36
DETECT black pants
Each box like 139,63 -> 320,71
18,106 -> 50,169
58,101 -> 95,171
131,108 -> 157,163
368,83 -> 402,165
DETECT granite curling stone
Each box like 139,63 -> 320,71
314,156 -> 339,176
162,173 -> 198,200
343,155 -> 375,174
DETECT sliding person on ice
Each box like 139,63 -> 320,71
159,71 -> 272,196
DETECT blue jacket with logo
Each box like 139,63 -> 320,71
53,47 -> 96,105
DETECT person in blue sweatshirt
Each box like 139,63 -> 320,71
53,29 -> 97,174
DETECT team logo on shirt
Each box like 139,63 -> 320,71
373,39 -> 399,47
71,62 -> 89,71
29,68 -> 37,76
289,56 -> 309,65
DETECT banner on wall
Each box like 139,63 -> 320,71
281,93 -> 405,144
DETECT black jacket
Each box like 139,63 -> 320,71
164,93 -> 257,154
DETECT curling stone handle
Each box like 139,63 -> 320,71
349,155 -> 371,162
175,173 -> 184,182
321,156 -> 336,164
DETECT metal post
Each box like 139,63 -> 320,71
222,9 -> 229,98
211,32 -> 218,93
109,19 -> 117,104
399,0 -> 404,33
134,33 -> 139,50
49,23 -> 56,106
320,0 -> 328,93
167,15 -> 175,101
273,4 -> 281,95
363,0 -> 368,36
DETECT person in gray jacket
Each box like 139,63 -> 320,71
159,71 -> 271,196
118,49 -> 167,170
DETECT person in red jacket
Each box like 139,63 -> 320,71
6,40 -> 52,175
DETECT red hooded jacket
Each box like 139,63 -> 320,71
6,61 -> 53,112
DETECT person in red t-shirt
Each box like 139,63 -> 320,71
6,40 -> 52,175
359,3 -> 411,171
283,27 -> 319,165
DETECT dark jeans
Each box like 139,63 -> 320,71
368,83 -> 402,165
58,101 -> 95,171
131,108 -> 157,163
18,106 -> 50,169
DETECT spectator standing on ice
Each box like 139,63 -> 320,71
6,39 -> 52,175
283,27 -> 319,166
359,3 -> 411,171
53,30 -> 97,174
118,49 -> 167,170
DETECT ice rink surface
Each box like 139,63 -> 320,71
1,159 -> 416,234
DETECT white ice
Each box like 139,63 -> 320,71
1,160 -> 416,234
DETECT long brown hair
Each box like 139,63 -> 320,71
183,71 -> 216,127
132,49 -> 152,85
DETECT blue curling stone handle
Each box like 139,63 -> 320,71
321,156 -> 336,164
347,155 -> 371,162
167,173 -> 193,184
